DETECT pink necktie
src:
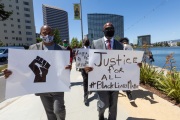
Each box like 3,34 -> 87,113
107,39 -> 111,49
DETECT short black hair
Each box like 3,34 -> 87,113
119,37 -> 129,44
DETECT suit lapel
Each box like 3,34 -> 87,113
101,38 -> 106,49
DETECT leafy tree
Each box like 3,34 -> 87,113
0,39 -> 3,46
70,37 -> 79,49
53,28 -> 62,45
78,40 -> 82,48
0,4 -> 13,21
114,35 -> 121,41
177,42 -> 180,46
36,37 -> 42,43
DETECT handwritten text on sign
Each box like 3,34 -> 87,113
88,50 -> 144,91
76,49 -> 89,68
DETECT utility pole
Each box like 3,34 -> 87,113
80,0 -> 83,46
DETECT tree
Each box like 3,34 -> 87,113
0,4 -> 13,21
78,40 -> 82,48
53,28 -> 62,45
0,39 -> 3,46
177,42 -> 180,46
70,37 -> 79,49
114,35 -> 121,41
36,37 -> 42,43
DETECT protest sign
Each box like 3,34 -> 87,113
76,49 -> 89,68
88,49 -> 144,91
6,49 -> 70,99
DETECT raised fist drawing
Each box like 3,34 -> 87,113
29,56 -> 51,83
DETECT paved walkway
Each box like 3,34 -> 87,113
0,63 -> 179,120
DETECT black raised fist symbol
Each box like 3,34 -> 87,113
29,56 -> 51,83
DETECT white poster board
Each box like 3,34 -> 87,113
76,49 -> 89,68
88,49 -> 144,91
6,49 -> 70,99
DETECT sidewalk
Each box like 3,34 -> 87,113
0,63 -> 179,120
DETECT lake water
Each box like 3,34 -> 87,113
137,47 -> 180,71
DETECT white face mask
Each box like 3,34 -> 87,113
40,35 -> 54,43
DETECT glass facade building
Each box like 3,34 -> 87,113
137,35 -> 151,46
87,13 -> 124,42
42,4 -> 69,41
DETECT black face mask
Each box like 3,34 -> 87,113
104,27 -> 115,38
84,41 -> 89,46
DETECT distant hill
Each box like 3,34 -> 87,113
169,39 -> 180,42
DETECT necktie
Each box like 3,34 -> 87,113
107,39 -> 111,49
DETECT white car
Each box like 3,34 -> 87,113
0,47 -> 24,62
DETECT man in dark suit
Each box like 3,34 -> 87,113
85,22 -> 123,120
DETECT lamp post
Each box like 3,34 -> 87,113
80,0 -> 83,46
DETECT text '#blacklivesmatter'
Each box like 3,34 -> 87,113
89,80 -> 139,90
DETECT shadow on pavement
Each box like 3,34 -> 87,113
85,92 -> 98,107
132,90 -> 158,104
70,82 -> 83,87
127,117 -> 155,120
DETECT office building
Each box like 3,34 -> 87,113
0,0 -> 36,46
87,13 -> 124,42
137,35 -> 151,46
42,4 -> 69,41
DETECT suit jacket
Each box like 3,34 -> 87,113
29,42 -> 64,96
29,42 -> 63,50
91,37 -> 123,50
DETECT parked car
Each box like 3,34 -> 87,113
0,47 -> 24,62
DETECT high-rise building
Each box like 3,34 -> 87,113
137,35 -> 151,46
87,13 -> 124,42
0,0 -> 36,46
42,4 -> 69,41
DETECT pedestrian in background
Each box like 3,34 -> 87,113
80,37 -> 91,106
119,37 -> 134,103
63,39 -> 73,65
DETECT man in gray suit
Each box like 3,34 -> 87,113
3,25 -> 71,120
85,22 -> 123,120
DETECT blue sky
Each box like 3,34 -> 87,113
33,0 -> 180,43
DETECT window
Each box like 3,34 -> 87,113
26,26 -> 31,29
19,37 -> 22,41
16,6 -> 19,10
3,23 -> 6,26
11,24 -> 14,27
23,1 -> 29,5
10,18 -> 13,20
17,12 -> 19,15
26,32 -> 32,35
12,37 -> 15,39
9,5 -> 12,7
16,37 -> 18,40
25,20 -> 31,23
17,19 -> 20,22
12,31 -> 15,33
24,8 -> 30,11
24,14 -> 30,17
4,30 -> 7,33
18,25 -> 21,28
27,38 -> 32,41
19,31 -> 21,34
5,37 -> 8,39
16,0 -> 18,3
